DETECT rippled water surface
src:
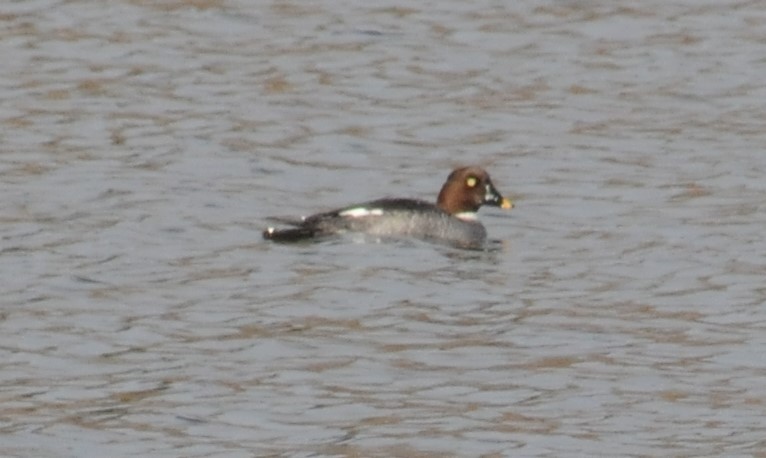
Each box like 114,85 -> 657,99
2,1 -> 766,456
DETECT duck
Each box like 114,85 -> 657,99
263,166 -> 513,248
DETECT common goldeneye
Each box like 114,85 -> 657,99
263,166 -> 513,248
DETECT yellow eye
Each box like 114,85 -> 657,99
466,176 -> 477,188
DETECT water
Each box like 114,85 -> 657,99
2,1 -> 766,456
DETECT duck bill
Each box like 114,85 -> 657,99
484,183 -> 514,209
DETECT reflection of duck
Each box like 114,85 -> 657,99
264,166 -> 513,248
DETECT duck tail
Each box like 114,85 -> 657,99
262,226 -> 318,242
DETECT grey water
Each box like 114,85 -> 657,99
2,1 -> 765,456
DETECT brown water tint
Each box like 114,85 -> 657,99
2,0 -> 766,456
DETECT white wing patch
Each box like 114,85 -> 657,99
454,211 -> 478,221
339,207 -> 384,218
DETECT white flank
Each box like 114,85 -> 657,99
339,207 -> 384,218
454,211 -> 478,221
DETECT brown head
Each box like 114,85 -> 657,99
436,166 -> 513,217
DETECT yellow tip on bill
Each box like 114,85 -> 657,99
500,198 -> 514,209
